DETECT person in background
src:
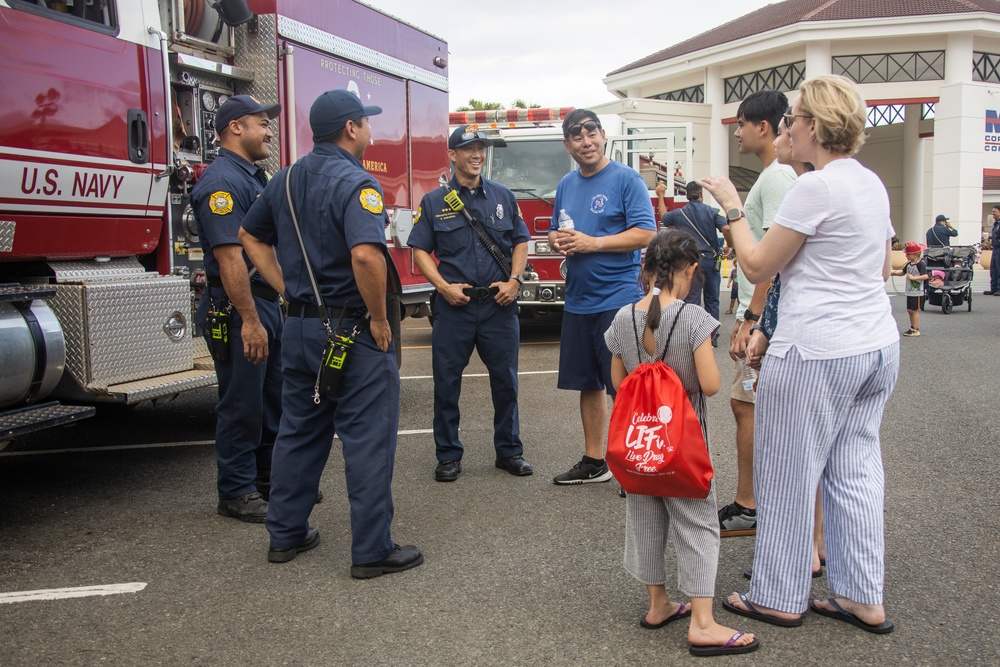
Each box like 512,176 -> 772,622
985,205 -> 1000,296
892,241 -> 928,337
726,258 -> 738,314
925,214 -> 957,247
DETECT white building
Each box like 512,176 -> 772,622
598,0 -> 1000,245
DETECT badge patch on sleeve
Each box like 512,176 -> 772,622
414,205 -> 422,224
360,188 -> 384,214
209,191 -> 234,215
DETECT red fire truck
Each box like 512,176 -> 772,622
0,0 -> 449,444
448,109 -> 693,319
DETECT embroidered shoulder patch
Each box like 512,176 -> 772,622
360,188 -> 384,214
209,191 -> 234,215
414,205 -> 422,224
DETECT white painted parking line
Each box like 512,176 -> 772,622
401,370 -> 557,381
0,582 -> 147,605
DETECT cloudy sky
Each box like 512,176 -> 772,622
366,0 -> 778,110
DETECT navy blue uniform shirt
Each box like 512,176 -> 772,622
241,142 -> 388,308
190,147 -> 270,284
661,199 -> 726,254
408,176 -> 529,286
926,223 -> 958,247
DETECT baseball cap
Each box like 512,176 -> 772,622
310,89 -> 382,139
215,95 -> 280,130
903,241 -> 925,254
935,214 -> 950,223
449,125 -> 491,150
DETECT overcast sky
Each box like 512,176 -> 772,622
365,0 -> 778,110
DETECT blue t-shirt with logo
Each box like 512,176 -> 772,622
551,161 -> 656,314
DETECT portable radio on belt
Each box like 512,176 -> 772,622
206,292 -> 231,362
317,312 -> 371,400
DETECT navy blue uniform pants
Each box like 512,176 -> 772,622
685,255 -> 721,322
991,247 -> 1000,292
197,291 -> 283,500
432,296 -> 522,462
266,316 -> 399,564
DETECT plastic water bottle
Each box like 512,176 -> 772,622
557,209 -> 575,230
740,358 -> 758,394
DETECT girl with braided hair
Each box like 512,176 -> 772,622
604,230 -> 759,657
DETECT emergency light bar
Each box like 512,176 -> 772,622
448,107 -> 574,127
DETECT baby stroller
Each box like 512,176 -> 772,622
922,246 -> 975,314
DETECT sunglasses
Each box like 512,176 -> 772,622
455,130 -> 488,145
567,120 -> 601,137
783,112 -> 813,128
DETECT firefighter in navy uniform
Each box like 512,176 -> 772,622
239,89 -> 423,577
408,125 -> 532,483
191,95 -> 284,523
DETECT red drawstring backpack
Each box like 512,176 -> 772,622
607,303 -> 714,498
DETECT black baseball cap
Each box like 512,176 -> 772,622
449,124 -> 491,150
935,214 -> 950,223
215,94 -> 280,130
310,89 -> 382,139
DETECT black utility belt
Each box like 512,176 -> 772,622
286,302 -> 368,320
206,277 -> 281,302
463,286 -> 500,300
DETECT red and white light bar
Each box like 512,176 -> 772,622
449,107 -> 575,127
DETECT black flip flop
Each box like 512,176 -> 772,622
639,602 -> 691,629
689,632 -> 760,657
809,598 -> 894,635
722,592 -> 803,627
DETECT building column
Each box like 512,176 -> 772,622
932,34 -> 982,244
705,65 -> 728,204
805,41 -> 832,78
901,104 -> 924,243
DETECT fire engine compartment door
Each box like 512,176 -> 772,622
606,130 -> 691,200
281,47 -> 411,211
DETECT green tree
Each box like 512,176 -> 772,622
455,98 -> 504,111
511,99 -> 541,109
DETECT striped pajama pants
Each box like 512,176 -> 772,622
623,487 -> 721,598
748,343 -> 899,614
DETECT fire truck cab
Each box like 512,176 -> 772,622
0,0 -> 449,445
447,109 -> 694,320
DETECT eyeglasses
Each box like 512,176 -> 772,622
783,112 -> 813,128
567,120 -> 601,137
455,130 -> 488,145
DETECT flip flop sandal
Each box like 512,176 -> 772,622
809,598 -> 894,635
722,592 -> 803,627
689,632 -> 761,657
639,602 -> 691,629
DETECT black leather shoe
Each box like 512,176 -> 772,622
267,527 -> 320,563
435,460 -> 461,482
217,492 -> 268,523
351,544 -> 424,579
495,455 -> 533,476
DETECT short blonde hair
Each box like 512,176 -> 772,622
798,75 -> 868,155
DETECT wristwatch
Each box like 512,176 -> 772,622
743,308 -> 760,322
514,274 -> 525,285
726,208 -> 745,222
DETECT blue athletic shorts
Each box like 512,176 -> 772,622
557,309 -> 618,396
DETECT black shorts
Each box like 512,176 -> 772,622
906,295 -> 922,310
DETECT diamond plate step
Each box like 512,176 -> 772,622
1,402 -> 96,443
101,369 -> 217,405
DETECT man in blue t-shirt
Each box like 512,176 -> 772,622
548,109 -> 657,485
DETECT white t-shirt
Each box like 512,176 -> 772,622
767,158 -> 898,360
736,160 -> 796,317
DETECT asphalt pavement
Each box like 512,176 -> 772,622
1,269 -> 998,666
